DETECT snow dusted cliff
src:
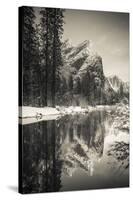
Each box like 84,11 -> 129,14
56,39 -> 129,106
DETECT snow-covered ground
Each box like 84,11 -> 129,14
19,104 -> 129,128
107,103 -> 129,131
19,106 -> 60,118
20,105 -> 115,118
19,105 -> 115,125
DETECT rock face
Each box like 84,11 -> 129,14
56,39 -> 129,106
107,75 -> 129,94
105,75 -> 129,104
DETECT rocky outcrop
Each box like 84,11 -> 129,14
56,40 -> 129,106
108,75 -> 129,100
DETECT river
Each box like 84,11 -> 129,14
20,108 -> 129,193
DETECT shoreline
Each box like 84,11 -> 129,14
19,105 -> 116,125
19,105 -> 116,118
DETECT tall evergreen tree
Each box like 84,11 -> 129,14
51,9 -> 64,106
39,8 -> 64,107
39,8 -> 49,106
23,7 -> 64,107
23,7 -> 36,106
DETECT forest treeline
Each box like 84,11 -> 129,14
21,7 -> 64,107
20,7 -> 129,108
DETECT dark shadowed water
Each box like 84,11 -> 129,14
20,110 -> 129,194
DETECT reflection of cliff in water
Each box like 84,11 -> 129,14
58,111 -> 107,177
107,141 -> 129,172
21,109 -> 128,193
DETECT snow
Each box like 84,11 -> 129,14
20,105 -> 115,118
104,131 -> 129,152
105,78 -> 114,91
107,103 -> 129,131
19,105 -> 115,125
19,106 -> 60,118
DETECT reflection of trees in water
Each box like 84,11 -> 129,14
22,121 -> 62,194
107,141 -> 129,171
22,110 -> 108,193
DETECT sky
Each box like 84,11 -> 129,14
62,9 -> 129,82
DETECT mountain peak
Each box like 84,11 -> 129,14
108,75 -> 122,84
76,40 -> 91,50
108,75 -> 120,80
80,40 -> 90,46
63,39 -> 73,49
107,75 -> 129,93
59,39 -> 129,106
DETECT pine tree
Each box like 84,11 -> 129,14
51,8 -> 64,106
39,8 -> 64,107
39,8 -> 49,106
22,7 -> 64,107
23,7 -> 38,106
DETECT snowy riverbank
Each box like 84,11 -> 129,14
19,106 -> 60,118
19,105 -> 116,125
107,103 -> 129,131
19,105 -> 115,118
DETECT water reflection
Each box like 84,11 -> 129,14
21,110 -> 129,193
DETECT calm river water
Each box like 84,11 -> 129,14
20,109 -> 129,193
